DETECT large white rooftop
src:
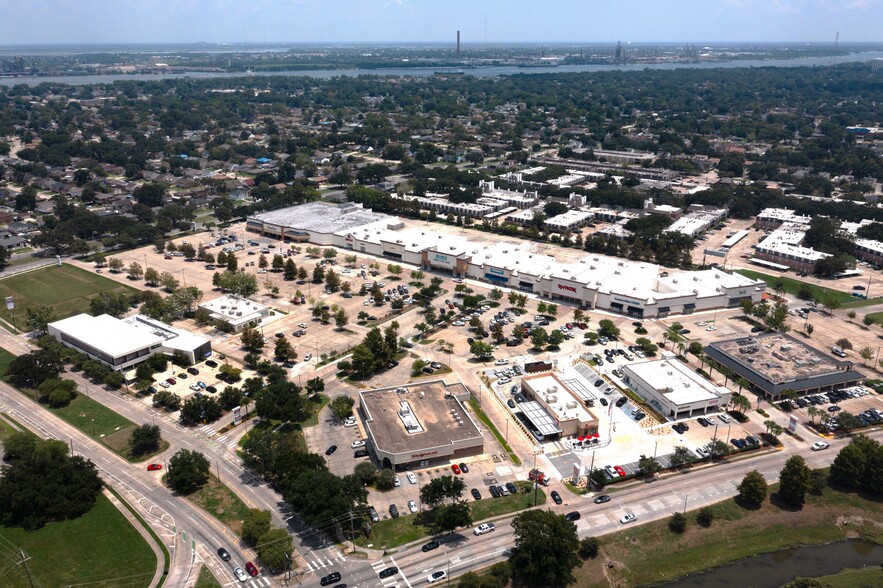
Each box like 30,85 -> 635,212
626,359 -> 727,405
199,295 -> 269,327
50,314 -> 162,358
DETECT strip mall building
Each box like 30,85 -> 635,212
248,203 -> 765,319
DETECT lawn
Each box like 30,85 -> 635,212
815,566 -> 883,587
195,566 -> 223,588
0,263 -> 138,324
355,482 -> 543,549
0,346 -> 15,378
735,269 -> 860,305
13,385 -> 161,462
184,474 -> 252,537
0,493 -> 157,588
572,476 -> 883,588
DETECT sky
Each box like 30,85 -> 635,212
1,0 -> 882,46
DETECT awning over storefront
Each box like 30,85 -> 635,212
485,273 -> 508,283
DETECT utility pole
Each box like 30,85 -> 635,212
18,550 -> 35,588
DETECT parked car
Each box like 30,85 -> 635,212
351,440 -> 366,448
407,472 -> 417,484
471,488 -> 482,500
459,463 -> 470,473
451,464 -> 461,475
408,500 -> 418,514
388,504 -> 399,518
325,445 -> 337,456
353,449 -> 369,458
489,485 -> 500,498
551,491 -> 563,505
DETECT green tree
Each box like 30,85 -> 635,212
737,469 -> 768,508
167,449 -> 210,494
668,511 -> 687,533
376,468 -> 396,490
25,305 -> 56,335
829,437 -> 871,490
509,509 -> 581,588
256,527 -> 293,571
637,455 -> 662,477
330,396 -> 356,421
180,394 -> 222,425
241,508 -> 272,546
597,319 -> 620,338
530,328 -> 549,350
241,326 -> 265,352
129,423 -> 161,456
778,455 -> 811,508
353,462 -> 377,486
696,506 -> 715,527
36,378 -> 77,407
274,336 -> 296,361
470,340 -> 494,358
419,475 -> 466,508
0,437 -> 103,529
429,502 -> 472,536
578,537 -> 600,559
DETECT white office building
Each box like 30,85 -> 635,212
622,356 -> 731,420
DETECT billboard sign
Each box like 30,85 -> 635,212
233,406 -> 242,426
788,414 -> 798,434
4,297 -> 12,311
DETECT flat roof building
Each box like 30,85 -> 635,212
359,380 -> 484,470
48,313 -> 211,370
198,295 -> 271,332
521,373 -> 599,438
248,203 -> 765,319
704,333 -> 864,400
622,355 -> 731,420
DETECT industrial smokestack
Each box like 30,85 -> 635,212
457,30 -> 461,58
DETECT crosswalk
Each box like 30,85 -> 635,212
301,550 -> 347,573
243,577 -> 271,588
199,425 -> 239,450
370,557 -> 412,588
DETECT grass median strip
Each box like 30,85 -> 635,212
734,269 -> 859,305
184,474 -> 252,537
195,566 -> 224,588
468,397 -> 521,465
355,482 -> 543,549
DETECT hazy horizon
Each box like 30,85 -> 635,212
2,0 -> 882,46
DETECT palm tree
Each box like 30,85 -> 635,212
807,406 -> 819,425
731,394 -> 751,414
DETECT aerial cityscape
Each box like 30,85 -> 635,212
0,2 -> 882,588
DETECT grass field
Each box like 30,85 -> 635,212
0,263 -> 138,324
185,474 -> 252,537
735,269 -> 860,305
355,482 -> 543,549
814,566 -> 883,587
572,475 -> 883,587
0,493 -> 156,588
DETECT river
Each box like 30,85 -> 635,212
2,51 -> 882,87
660,539 -> 883,588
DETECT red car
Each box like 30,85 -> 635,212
451,464 -> 461,475
147,463 -> 162,471
245,562 -> 259,577
614,465 -> 626,477
166,378 -> 176,385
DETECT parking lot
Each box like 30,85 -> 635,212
779,385 -> 883,433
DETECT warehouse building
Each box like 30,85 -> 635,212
359,380 -> 484,470
48,313 -> 211,370
621,356 -> 731,420
704,333 -> 864,400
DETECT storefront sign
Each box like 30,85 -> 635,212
432,253 -> 454,267
557,284 -> 577,293
613,297 -> 642,307
488,267 -> 505,275
410,450 -> 439,459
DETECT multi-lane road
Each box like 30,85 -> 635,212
3,362 -> 876,588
